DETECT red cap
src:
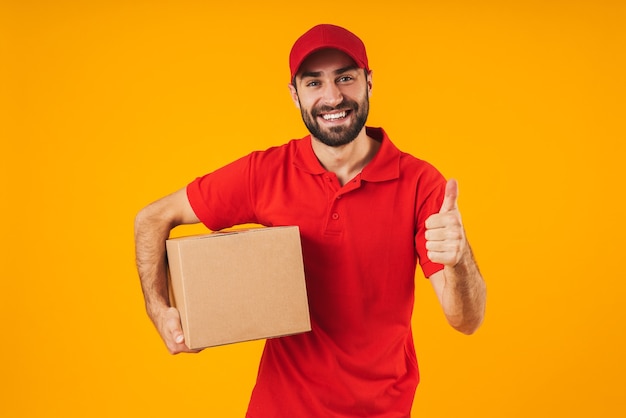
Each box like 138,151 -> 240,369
289,24 -> 369,81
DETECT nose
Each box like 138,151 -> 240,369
321,82 -> 343,107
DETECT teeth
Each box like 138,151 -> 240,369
322,111 -> 347,120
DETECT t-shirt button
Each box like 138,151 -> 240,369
336,195 -> 342,200
331,212 -> 340,220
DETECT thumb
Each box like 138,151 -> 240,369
170,322 -> 185,344
439,179 -> 459,213
164,308 -> 185,344
173,332 -> 185,344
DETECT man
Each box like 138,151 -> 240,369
135,24 -> 486,418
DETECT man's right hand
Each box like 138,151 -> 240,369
156,306 -> 202,354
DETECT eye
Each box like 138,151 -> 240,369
337,75 -> 354,83
305,80 -> 321,88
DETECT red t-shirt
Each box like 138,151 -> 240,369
187,127 -> 446,418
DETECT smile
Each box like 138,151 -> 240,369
320,110 -> 348,121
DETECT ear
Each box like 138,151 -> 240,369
288,83 -> 301,109
366,70 -> 373,98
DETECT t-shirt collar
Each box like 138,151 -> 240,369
293,126 -> 401,182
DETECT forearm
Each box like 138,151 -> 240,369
134,206 -> 174,322
133,189 -> 202,353
440,246 -> 486,334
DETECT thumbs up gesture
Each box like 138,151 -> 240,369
425,179 -> 467,267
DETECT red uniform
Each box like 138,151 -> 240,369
187,127 -> 446,417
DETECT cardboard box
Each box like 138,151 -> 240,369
166,226 -> 311,349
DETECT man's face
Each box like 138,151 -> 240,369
290,49 -> 372,147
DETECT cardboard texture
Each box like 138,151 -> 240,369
166,226 -> 311,349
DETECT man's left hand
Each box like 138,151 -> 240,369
424,179 -> 468,267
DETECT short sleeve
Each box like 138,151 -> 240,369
186,154 -> 258,231
414,170 -> 447,278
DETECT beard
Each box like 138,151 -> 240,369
299,94 -> 369,148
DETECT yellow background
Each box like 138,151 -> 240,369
2,0 -> 625,416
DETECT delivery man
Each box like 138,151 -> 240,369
134,24 -> 486,418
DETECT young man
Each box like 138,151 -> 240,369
135,24 -> 486,418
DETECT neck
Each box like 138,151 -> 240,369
311,128 -> 381,186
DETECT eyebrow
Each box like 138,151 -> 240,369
300,65 -> 360,80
